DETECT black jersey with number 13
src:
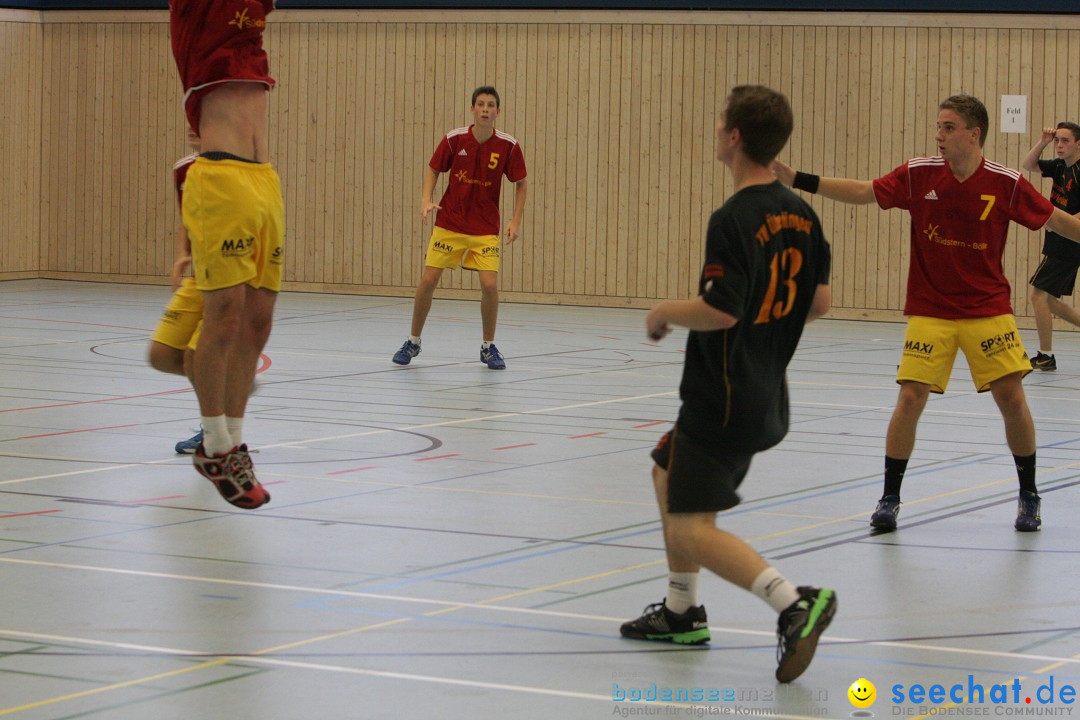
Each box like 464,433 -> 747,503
675,180 -> 831,455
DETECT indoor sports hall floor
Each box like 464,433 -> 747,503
1,279 -> 1079,720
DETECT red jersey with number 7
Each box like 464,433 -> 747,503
873,156 -> 1054,319
429,126 -> 527,237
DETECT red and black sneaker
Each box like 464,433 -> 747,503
193,443 -> 270,509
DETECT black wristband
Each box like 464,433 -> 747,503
792,171 -> 820,194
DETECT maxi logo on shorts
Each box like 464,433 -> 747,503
432,240 -> 454,254
903,339 -> 934,359
221,236 -> 255,258
980,331 -> 1020,358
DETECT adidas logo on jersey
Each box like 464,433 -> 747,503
924,189 -> 939,200
458,149 -> 468,156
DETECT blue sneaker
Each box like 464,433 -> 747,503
481,343 -> 506,370
1015,491 -> 1041,532
870,495 -> 901,531
392,339 -> 421,365
175,428 -> 203,455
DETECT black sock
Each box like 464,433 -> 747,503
1014,452 -> 1037,495
883,456 -> 908,497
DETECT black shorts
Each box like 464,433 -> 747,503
651,425 -> 752,513
1030,255 -> 1080,298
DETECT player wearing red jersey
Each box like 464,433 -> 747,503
169,0 -> 284,508
774,94 -> 1080,532
392,86 -> 528,370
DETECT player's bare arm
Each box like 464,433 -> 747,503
645,297 -> 736,341
1045,207 -> 1080,244
1022,127 -> 1057,172
505,179 -> 528,245
772,159 -> 876,205
420,168 -> 442,222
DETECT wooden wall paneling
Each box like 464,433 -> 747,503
853,26 -> 872,311
557,21 -> 572,298
569,22 -> 586,299
18,11 -> 1080,319
0,19 -> 41,275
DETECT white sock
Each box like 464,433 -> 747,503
201,415 -> 233,456
750,567 -> 801,613
226,416 -> 244,448
482,341 -> 491,350
665,572 -> 699,614
410,335 -> 421,345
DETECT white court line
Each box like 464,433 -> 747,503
0,627 -> 821,718
0,391 -> 678,486
3,556 -> 1079,669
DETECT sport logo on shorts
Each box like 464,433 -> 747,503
980,331 -> 1018,356
220,236 -> 255,257
480,246 -> 499,256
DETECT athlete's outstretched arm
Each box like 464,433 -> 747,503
772,159 -> 877,205
1045,208 -> 1080,244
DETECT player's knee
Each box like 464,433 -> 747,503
148,342 -> 184,375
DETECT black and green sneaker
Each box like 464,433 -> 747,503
620,600 -> 710,645
775,586 -> 837,683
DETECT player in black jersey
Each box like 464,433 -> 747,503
1023,121 -> 1080,371
619,86 -> 836,683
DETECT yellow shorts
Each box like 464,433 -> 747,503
898,315 -> 1032,393
151,276 -> 203,351
424,226 -> 501,272
183,157 -> 285,292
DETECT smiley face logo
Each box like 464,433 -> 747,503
848,678 -> 876,708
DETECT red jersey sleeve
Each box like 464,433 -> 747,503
872,162 -> 911,210
504,141 -> 527,183
1008,175 -> 1055,231
429,134 -> 456,173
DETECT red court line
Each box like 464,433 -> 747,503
262,480 -> 288,486
123,495 -> 185,504
632,421 -> 666,429
494,443 -> 537,450
640,342 -> 661,347
327,466 -> 377,476
414,454 -> 461,462
597,336 -> 621,340
569,432 -> 607,439
20,423 -> 140,439
0,314 -> 152,332
0,510 -> 62,519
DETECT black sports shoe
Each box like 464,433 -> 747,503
775,586 -> 837,683
1015,490 -> 1041,532
870,495 -> 901,531
620,600 -> 710,645
1031,352 -> 1057,371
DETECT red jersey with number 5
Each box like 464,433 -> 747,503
169,0 -> 276,134
429,126 -> 527,236
873,156 -> 1053,319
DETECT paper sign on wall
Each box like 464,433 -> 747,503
1001,95 -> 1027,134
